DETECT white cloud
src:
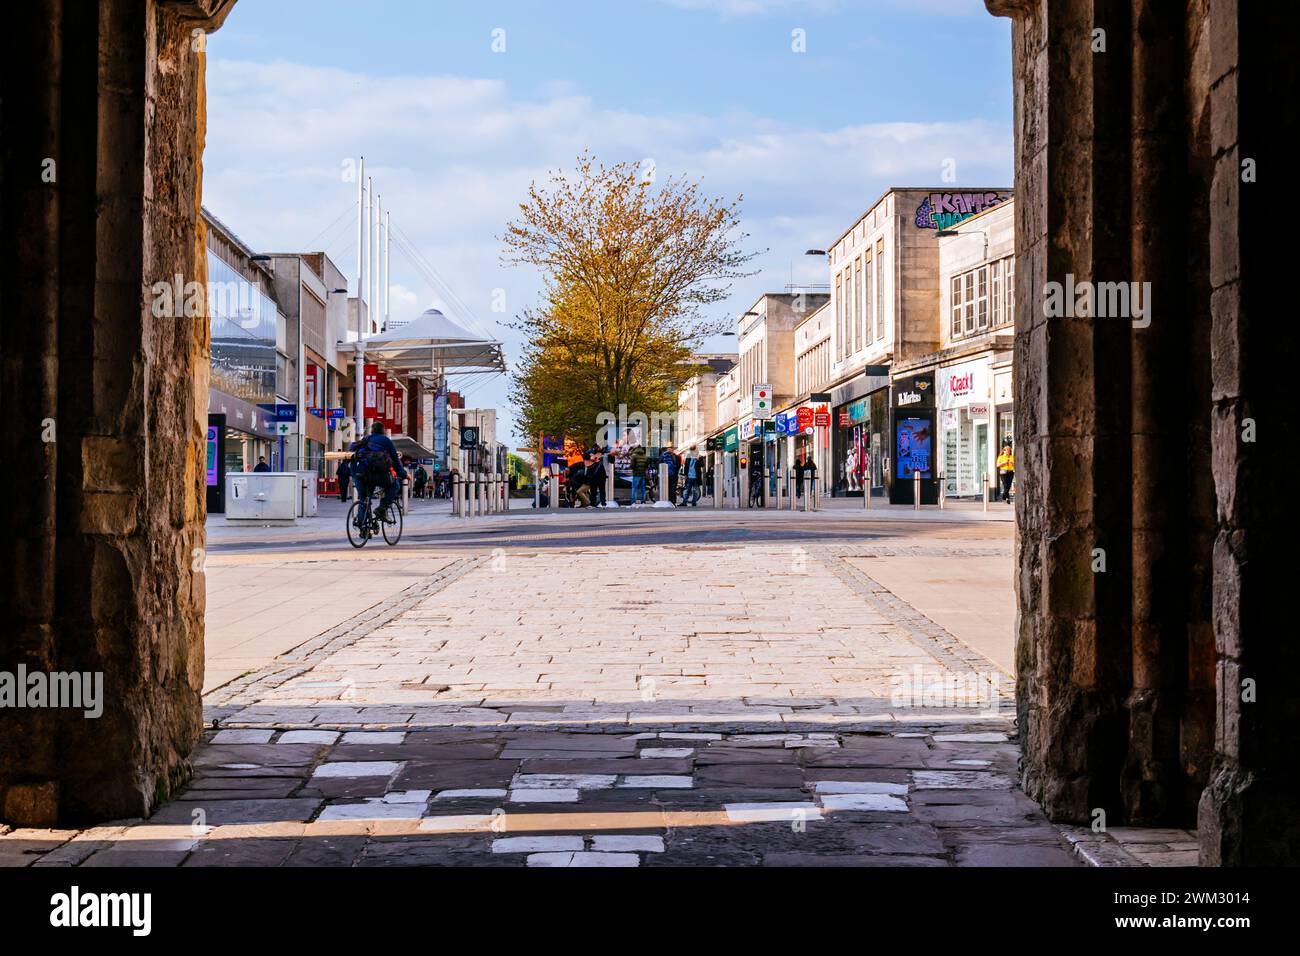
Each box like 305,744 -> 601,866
201,55 -> 1010,447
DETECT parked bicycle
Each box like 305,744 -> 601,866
346,486 -> 402,548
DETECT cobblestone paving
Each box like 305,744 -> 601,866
0,524 -> 1115,867
207,544 -> 1014,732
2,728 -> 1082,867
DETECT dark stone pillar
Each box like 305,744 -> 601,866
991,0 -> 1298,861
1197,0 -> 1300,866
0,0 -> 235,825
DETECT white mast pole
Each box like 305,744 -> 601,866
354,158 -> 367,442
384,209 -> 391,330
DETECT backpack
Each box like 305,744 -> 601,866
350,437 -> 391,482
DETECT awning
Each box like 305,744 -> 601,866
391,434 -> 435,459
337,308 -> 506,380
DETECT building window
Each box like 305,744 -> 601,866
855,257 -> 864,352
951,275 -> 963,339
835,274 -> 843,360
864,251 -> 873,344
976,265 -> 989,330
875,239 -> 884,341
963,271 -> 975,334
1005,257 -> 1015,327
990,259 -> 1003,327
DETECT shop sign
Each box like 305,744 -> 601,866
796,407 -> 814,430
814,406 -> 831,428
724,427 -> 739,452
848,398 -> 869,422
839,410 -> 852,427
969,402 -> 990,420
939,358 -> 990,409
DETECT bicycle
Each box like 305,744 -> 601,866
346,485 -> 403,548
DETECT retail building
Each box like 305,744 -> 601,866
822,186 -> 1011,500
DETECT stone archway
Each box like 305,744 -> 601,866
1,0 -> 235,824
2,0 -> 1294,865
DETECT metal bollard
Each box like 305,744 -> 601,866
864,477 -> 871,510
606,456 -> 615,508
549,475 -> 560,513
452,475 -> 461,516
982,473 -> 989,513
714,466 -> 724,510
775,469 -> 783,510
503,475 -> 511,511
913,470 -> 921,511
658,462 -> 670,505
939,472 -> 946,510
739,463 -> 749,510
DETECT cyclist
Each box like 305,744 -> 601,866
350,421 -> 406,522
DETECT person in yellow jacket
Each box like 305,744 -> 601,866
996,443 -> 1015,502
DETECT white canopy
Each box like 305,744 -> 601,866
339,308 -> 506,377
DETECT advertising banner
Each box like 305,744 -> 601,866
363,364 -> 378,418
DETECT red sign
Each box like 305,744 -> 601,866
363,364 -> 379,418
797,407 -> 814,429
839,410 -> 851,426
814,405 -> 831,428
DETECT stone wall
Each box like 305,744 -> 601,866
0,0 -> 235,825
989,0 -> 1298,863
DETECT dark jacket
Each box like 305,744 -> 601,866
630,447 -> 648,477
660,449 -> 679,475
253,462 -> 271,472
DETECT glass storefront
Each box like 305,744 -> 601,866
832,390 -> 888,497
207,250 -> 279,407
938,356 -> 994,497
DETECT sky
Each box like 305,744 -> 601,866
203,0 -> 1013,451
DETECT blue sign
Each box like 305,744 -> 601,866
775,413 -> 794,435
328,407 -> 346,419
258,403 -> 297,423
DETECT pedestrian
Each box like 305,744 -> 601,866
748,455 -> 764,507
337,457 -> 352,501
413,463 -> 428,499
803,454 -> 818,503
996,442 -> 1015,503
660,446 -> 679,504
588,450 -> 608,508
683,451 -> 701,506
253,456 -> 271,473
566,456 -> 589,508
630,444 -> 648,504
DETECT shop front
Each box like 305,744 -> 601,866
938,356 -> 994,498
829,370 -> 889,498
833,391 -> 889,498
889,371 -> 939,505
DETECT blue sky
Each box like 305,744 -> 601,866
204,0 -> 1012,450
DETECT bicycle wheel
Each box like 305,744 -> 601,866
381,502 -> 403,545
346,501 -> 369,548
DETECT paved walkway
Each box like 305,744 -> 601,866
0,511 -> 1159,867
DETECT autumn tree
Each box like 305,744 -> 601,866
502,152 -> 757,447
